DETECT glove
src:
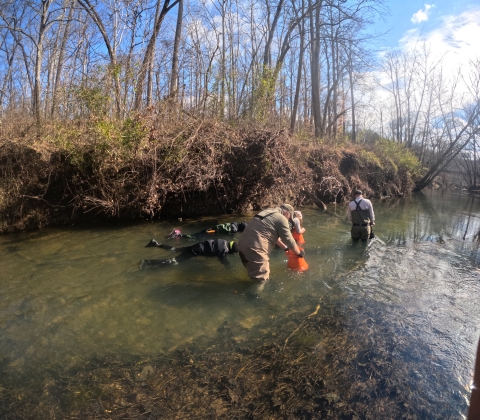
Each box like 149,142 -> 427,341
297,249 -> 305,258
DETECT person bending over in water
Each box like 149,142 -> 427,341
139,238 -> 239,269
167,221 -> 247,239
238,204 -> 304,284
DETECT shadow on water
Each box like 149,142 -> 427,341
0,189 -> 479,418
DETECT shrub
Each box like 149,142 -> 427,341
372,139 -> 423,177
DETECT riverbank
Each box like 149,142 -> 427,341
0,115 -> 422,233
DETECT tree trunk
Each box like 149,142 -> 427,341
414,101 -> 480,191
77,0 -> 121,117
133,0 -> 177,110
170,0 -> 184,100
51,0 -> 75,118
309,0 -> 323,138
34,0 -> 55,131
290,6 -> 305,134
263,0 -> 285,68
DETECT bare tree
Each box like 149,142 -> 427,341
170,0 -> 183,100
289,0 -> 305,134
77,0 -> 122,117
456,138 -> 479,191
0,0 -> 65,127
413,60 -> 480,191
50,0 -> 75,118
0,0 -> 386,137
133,0 -> 179,110
414,99 -> 480,191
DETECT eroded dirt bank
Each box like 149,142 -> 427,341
0,118 -> 419,233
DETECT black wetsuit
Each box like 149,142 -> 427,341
139,239 -> 232,270
171,222 -> 245,239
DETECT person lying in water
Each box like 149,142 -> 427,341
139,238 -> 239,270
167,221 -> 247,239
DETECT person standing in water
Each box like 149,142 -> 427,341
277,210 -> 305,248
292,210 -> 306,245
347,190 -> 375,241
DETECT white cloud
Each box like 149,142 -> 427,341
411,4 -> 434,24
401,7 -> 480,66
393,9 -> 480,102
364,7 -> 480,134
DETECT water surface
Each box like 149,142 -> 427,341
0,188 -> 479,417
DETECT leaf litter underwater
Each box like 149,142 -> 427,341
0,238 -> 476,419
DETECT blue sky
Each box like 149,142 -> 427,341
375,0 -> 480,53
357,1 -> 480,133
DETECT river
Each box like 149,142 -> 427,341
0,188 -> 479,418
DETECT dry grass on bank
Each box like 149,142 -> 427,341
0,113 -> 420,232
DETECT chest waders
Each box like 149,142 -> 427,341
351,199 -> 371,225
254,211 -> 276,221
351,199 -> 371,241
239,211 -> 280,281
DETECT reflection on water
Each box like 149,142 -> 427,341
0,188 -> 479,417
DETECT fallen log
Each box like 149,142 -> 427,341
304,190 -> 327,211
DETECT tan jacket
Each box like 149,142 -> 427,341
238,207 -> 297,257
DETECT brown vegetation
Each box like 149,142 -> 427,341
0,288 -> 463,419
0,114 -> 418,233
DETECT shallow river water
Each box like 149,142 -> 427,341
0,188 -> 479,418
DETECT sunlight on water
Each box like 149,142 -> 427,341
0,188 -> 480,417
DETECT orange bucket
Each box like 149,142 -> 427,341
292,231 -> 305,245
286,248 -> 309,272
